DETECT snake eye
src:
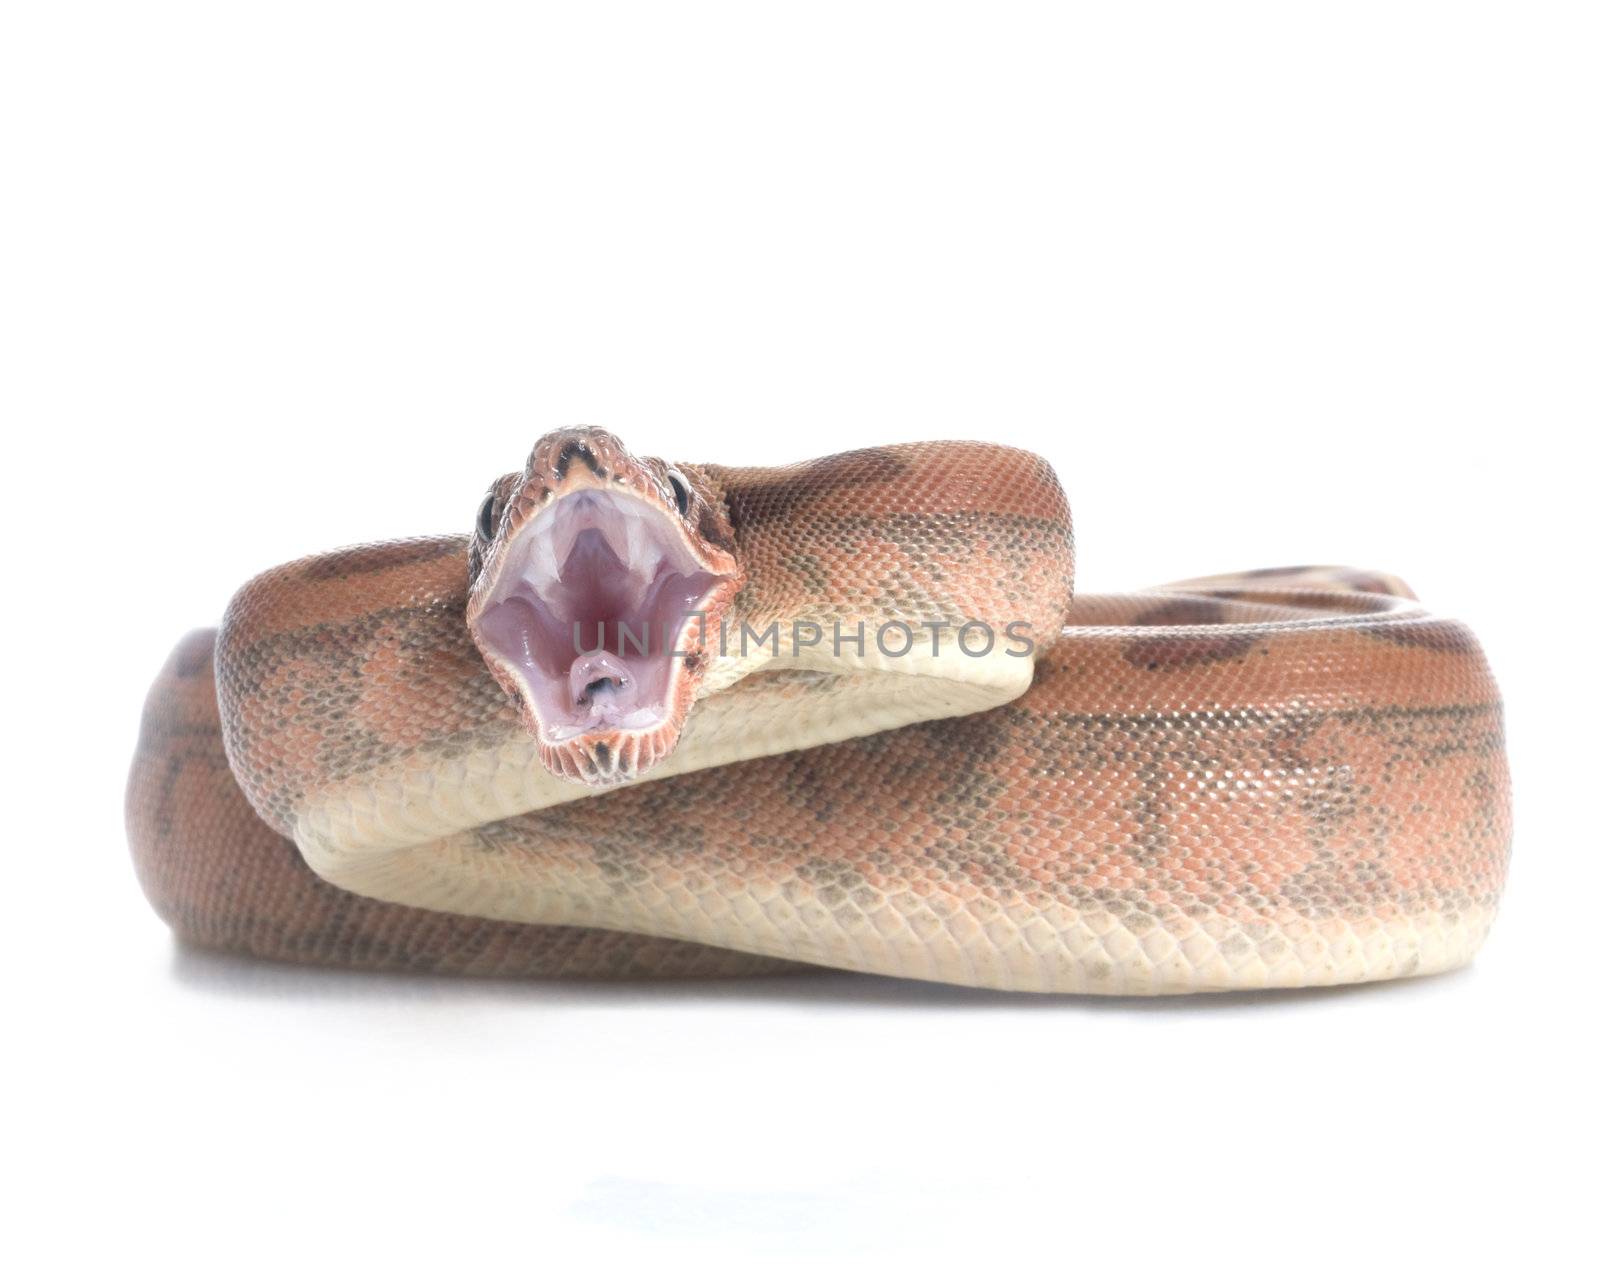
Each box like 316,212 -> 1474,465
476,492 -> 499,540
667,473 -> 690,518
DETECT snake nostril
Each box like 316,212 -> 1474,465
554,441 -> 605,482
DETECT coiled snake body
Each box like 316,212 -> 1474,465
127,432 -> 1510,992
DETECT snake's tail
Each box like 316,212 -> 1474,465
1154,564 -> 1419,600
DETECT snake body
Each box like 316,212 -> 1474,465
127,433 -> 1510,992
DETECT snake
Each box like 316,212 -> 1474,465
126,429 -> 1510,993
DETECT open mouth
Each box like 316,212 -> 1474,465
473,489 -> 723,742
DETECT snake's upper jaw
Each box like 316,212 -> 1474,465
467,461 -> 739,788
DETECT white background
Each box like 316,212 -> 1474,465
4,4 -> 1596,1265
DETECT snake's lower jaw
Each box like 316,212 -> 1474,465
537,719 -> 683,787
527,629 -> 707,786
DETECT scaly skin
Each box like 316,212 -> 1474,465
126,437 -> 1509,991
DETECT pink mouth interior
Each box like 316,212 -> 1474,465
475,490 -> 721,741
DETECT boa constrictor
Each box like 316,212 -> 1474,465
127,430 -> 1510,993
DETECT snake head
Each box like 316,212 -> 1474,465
465,428 -> 742,786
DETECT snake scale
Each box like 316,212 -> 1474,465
126,430 -> 1510,992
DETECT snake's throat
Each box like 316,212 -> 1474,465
472,488 -> 727,765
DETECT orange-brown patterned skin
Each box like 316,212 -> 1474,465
126,630 -> 792,976
126,438 -> 1510,991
